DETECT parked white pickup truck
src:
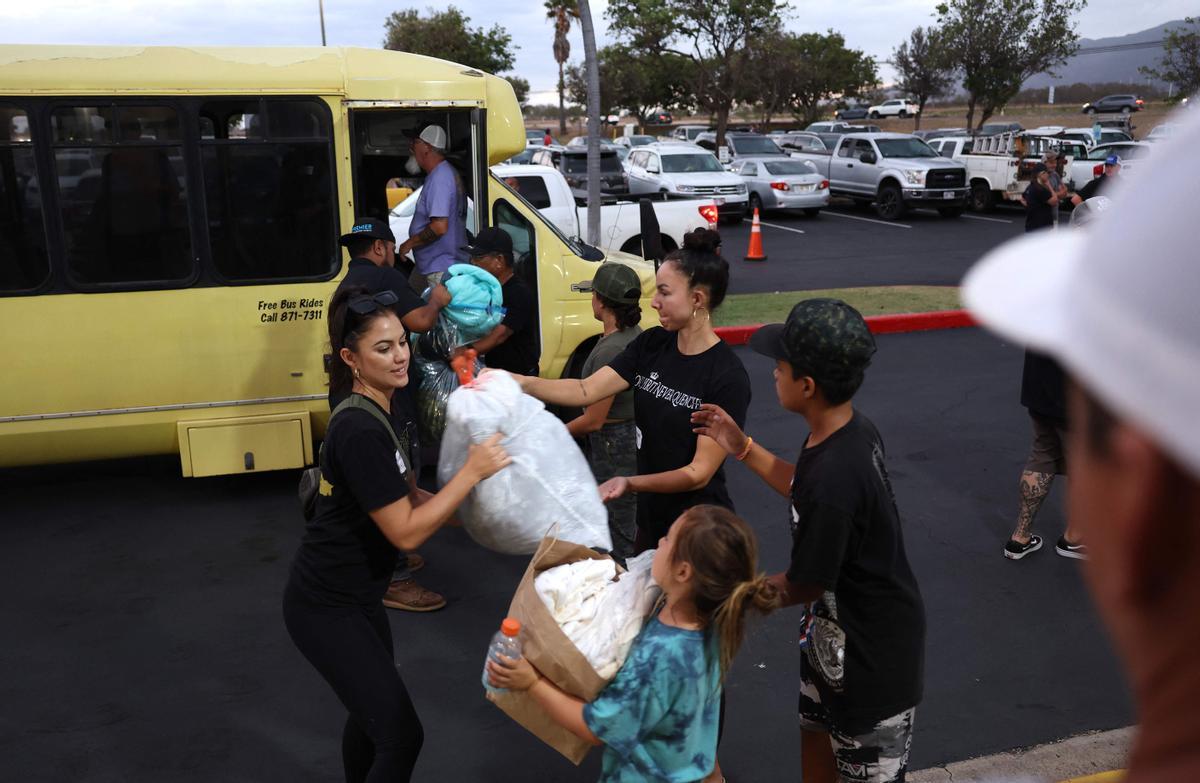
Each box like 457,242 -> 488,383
390,164 -> 717,257
789,133 -> 968,220
928,133 -> 1087,211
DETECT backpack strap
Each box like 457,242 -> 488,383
337,393 -> 413,480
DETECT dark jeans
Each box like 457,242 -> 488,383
283,581 -> 424,782
587,421 -> 639,564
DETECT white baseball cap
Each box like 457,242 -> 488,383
417,124 -> 448,151
963,106 -> 1200,477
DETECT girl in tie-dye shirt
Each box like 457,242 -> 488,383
487,506 -> 779,782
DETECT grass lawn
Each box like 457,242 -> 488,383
714,286 -> 962,327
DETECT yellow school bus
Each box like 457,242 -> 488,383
0,46 -> 654,476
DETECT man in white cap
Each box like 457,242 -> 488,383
964,108 -> 1200,783
397,124 -> 467,289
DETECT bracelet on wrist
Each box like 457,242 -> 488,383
736,435 -> 754,461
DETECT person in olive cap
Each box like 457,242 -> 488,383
464,227 -> 540,376
691,299 -> 926,783
566,262 -> 644,562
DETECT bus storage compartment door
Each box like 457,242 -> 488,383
177,412 -> 313,478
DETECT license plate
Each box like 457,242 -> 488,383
943,191 -> 955,200
713,198 -> 725,206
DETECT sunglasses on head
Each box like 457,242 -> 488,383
342,290 -> 400,342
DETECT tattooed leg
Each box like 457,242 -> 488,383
1012,470 -> 1054,544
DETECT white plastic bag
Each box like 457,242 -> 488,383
533,550 -> 661,679
438,370 -> 612,555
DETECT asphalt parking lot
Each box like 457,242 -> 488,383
0,328 -> 1132,783
717,200 -> 1029,292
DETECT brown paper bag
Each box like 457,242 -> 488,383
488,530 -> 615,765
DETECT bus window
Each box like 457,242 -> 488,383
493,198 -> 539,346
52,103 -> 193,287
200,99 -> 336,282
0,103 -> 49,293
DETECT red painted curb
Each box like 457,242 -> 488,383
715,309 -> 977,346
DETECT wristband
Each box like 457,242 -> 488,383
736,435 -> 754,461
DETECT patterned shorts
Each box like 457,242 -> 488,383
798,666 -> 915,783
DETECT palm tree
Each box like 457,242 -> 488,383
546,0 -> 580,135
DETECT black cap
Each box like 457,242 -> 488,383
463,227 -> 514,264
1032,162 -> 1048,174
749,298 -> 876,381
339,217 -> 395,247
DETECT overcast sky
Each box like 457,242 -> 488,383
0,0 -> 1191,104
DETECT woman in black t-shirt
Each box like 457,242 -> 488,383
283,285 -> 509,783
512,230 -> 752,552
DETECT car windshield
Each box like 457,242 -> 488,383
630,136 -> 654,145
562,153 -> 623,174
763,160 -> 818,175
732,136 -> 784,155
875,138 -> 939,158
661,153 -> 724,173
814,133 -> 842,149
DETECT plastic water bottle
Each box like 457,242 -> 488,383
482,617 -> 522,693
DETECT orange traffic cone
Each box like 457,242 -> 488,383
744,208 -> 767,262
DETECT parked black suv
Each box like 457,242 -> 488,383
1081,95 -> 1144,114
530,146 -> 629,198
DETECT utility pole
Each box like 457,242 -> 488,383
319,0 -> 327,46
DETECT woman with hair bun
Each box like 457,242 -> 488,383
513,227 -> 751,553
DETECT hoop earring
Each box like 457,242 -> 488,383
353,367 -> 361,381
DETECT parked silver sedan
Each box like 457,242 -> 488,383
732,156 -> 830,216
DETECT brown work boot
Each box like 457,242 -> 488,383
405,553 -> 425,572
382,578 -> 446,612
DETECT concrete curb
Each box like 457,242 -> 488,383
908,726 -> 1132,783
714,309 -> 978,346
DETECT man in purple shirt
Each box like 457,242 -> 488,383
397,125 -> 467,289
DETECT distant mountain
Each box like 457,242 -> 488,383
1023,20 -> 1187,89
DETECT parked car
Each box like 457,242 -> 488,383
391,164 -> 716,258
1082,94 -> 1144,114
806,121 -> 853,134
1063,141 -> 1153,190
530,146 -> 629,198
503,148 -> 537,165
614,134 -> 656,148
789,132 -> 968,220
868,99 -> 919,119
774,132 -> 829,154
626,142 -> 748,224
732,156 -> 830,217
1063,126 -> 1133,146
566,136 -> 620,149
525,128 -> 559,147
669,125 -> 711,142
912,128 -> 967,141
645,111 -> 673,125
1146,123 -> 1181,142
835,105 -> 870,120
693,131 -> 786,164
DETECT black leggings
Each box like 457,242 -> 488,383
283,582 -> 424,782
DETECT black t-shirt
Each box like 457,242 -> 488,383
608,327 -> 752,539
1020,350 -> 1067,423
290,400 -> 411,606
1023,183 -> 1054,232
484,275 -> 540,375
787,412 -> 925,731
1077,173 -> 1108,202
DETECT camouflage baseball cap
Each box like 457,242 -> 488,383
749,298 -> 876,381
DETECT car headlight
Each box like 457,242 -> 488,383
736,183 -> 747,194
677,185 -> 695,193
903,170 -> 926,185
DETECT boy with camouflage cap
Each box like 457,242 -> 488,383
692,299 -> 925,783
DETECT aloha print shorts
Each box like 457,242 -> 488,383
798,665 -> 915,783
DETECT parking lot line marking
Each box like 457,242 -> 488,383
961,214 -> 1014,224
823,210 -> 912,229
759,221 -> 805,235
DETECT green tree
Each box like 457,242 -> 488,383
567,46 -> 694,122
546,0 -> 582,135
936,0 -> 1086,132
607,0 -> 788,146
507,76 -> 531,108
783,32 -> 879,125
892,27 -> 955,129
1140,17 -> 1200,102
383,6 -> 516,74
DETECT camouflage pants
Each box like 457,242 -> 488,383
587,421 -> 638,564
